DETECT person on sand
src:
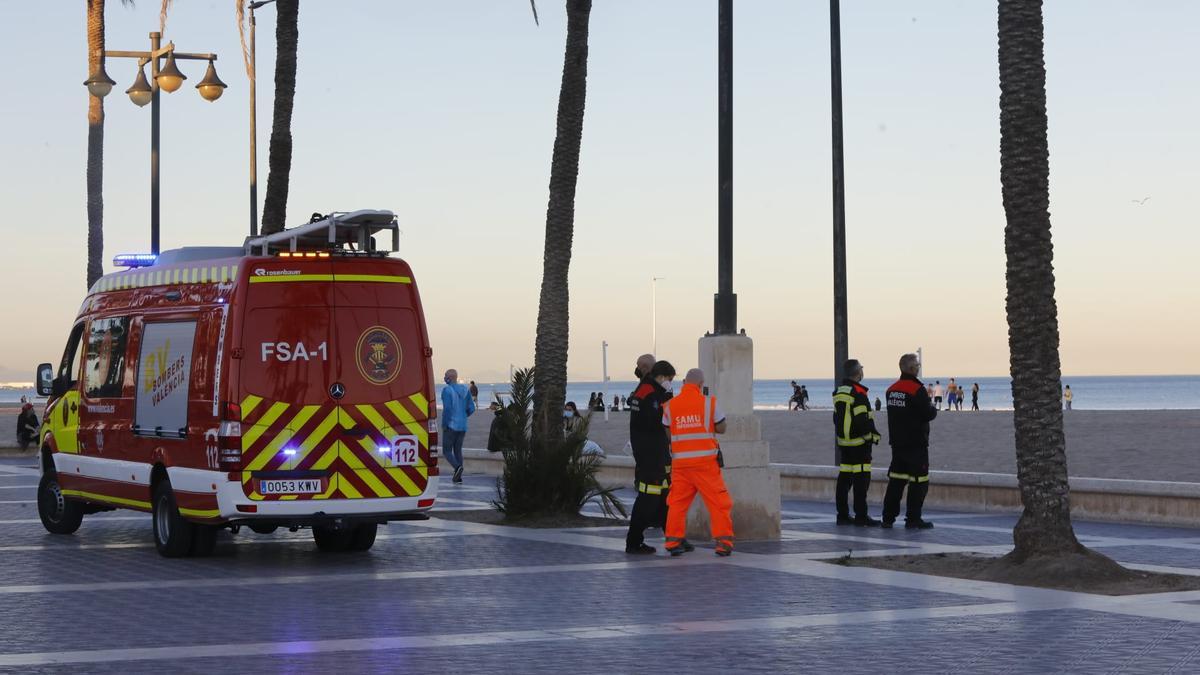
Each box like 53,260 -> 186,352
971,382 -> 980,411
468,380 -> 479,404
16,403 -> 39,450
947,383 -> 957,412
882,353 -> 938,530
1064,385 -> 1073,411
789,381 -> 802,411
800,385 -> 810,411
625,356 -> 675,555
933,381 -> 944,410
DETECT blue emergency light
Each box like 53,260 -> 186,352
112,253 -> 158,268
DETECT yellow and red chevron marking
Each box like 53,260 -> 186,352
237,392 -> 432,501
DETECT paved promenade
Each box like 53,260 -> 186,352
465,409 -> 1200,481
3,459 -> 1200,672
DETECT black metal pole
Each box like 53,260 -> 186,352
150,31 -> 161,255
714,0 -> 736,335
830,0 -> 848,385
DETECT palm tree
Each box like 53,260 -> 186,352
997,0 -> 1127,580
85,0 -> 108,289
259,0 -> 298,234
531,0 -> 592,442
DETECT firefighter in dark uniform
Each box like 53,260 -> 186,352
833,359 -> 882,526
624,357 -> 676,554
882,352 -> 938,529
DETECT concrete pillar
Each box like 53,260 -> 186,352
684,333 -> 781,541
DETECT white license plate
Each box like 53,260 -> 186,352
259,479 -> 322,495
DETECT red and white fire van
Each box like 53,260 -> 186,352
34,210 -> 439,556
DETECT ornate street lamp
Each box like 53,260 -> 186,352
86,32 -> 223,254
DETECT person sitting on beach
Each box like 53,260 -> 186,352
16,403 -> 39,450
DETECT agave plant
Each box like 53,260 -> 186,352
493,367 -> 626,520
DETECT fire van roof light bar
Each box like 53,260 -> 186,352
244,209 -> 400,257
113,253 -> 158,268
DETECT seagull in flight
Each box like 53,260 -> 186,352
1132,197 -> 1151,206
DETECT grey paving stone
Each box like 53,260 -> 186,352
10,609 -> 1199,675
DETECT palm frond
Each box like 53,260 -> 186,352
159,0 -> 173,34
235,0 -> 254,81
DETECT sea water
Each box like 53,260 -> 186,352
7,375 -> 1196,411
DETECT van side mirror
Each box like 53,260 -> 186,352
35,363 -> 54,397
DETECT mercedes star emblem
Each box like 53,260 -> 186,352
329,382 -> 345,400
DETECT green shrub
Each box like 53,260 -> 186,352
492,368 -> 627,520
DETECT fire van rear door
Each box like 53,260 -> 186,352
331,294 -> 432,501
238,261 -> 340,500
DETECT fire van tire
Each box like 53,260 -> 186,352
190,525 -> 219,557
312,525 -> 353,552
38,474 -> 84,535
153,481 -> 195,558
347,524 -> 378,552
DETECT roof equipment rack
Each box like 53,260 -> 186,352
244,209 -> 399,256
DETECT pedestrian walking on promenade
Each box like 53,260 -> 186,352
663,369 -> 733,557
833,359 -> 882,526
625,356 -> 675,554
971,382 -> 979,411
1064,385 -> 1073,410
441,369 -> 476,483
882,354 -> 938,529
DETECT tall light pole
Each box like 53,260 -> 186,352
830,0 -> 849,390
85,32 -> 225,255
601,341 -> 610,422
248,0 -> 277,237
714,0 -> 736,336
651,276 -> 665,355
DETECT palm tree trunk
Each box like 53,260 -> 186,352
997,1 -> 1123,576
260,0 -> 298,235
86,0 -> 106,288
532,0 -> 592,442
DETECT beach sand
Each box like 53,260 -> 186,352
462,409 -> 1200,483
7,403 -> 1196,483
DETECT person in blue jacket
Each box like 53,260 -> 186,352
441,369 -> 476,483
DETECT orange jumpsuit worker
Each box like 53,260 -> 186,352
662,368 -> 734,557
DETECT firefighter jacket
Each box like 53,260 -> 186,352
663,383 -> 724,468
886,374 -> 938,452
833,379 -> 881,449
629,377 -> 672,484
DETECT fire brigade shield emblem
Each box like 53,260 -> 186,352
355,325 -> 402,385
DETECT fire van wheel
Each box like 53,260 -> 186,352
312,525 -> 354,552
190,525 -> 219,557
38,474 -> 84,535
152,481 -> 195,558
347,524 -> 378,552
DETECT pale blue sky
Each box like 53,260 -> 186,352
1,1 -> 1197,384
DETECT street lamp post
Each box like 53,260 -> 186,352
601,341 -> 610,422
651,276 -> 665,356
830,0 -> 849,391
714,0 -> 736,336
84,32 -> 225,255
